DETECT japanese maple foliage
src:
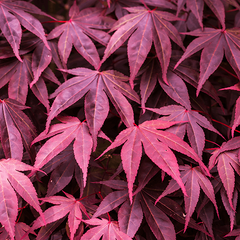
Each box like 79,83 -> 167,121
2,0 -> 240,239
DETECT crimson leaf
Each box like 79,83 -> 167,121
98,119 -> 209,202
156,165 -> 218,232
101,6 -> 184,87
46,68 -> 139,149
47,2 -> 115,68
0,0 -> 50,62
175,27 -> 240,95
0,158 -> 44,240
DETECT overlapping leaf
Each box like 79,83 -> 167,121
140,58 -> 192,112
0,0 -> 50,62
46,68 -> 139,149
82,218 -> 132,240
31,192 -> 87,240
0,158 -> 44,240
176,0 -> 225,29
146,105 -> 222,156
220,84 -> 240,137
32,116 -> 97,187
0,52 -> 60,110
105,0 -> 176,19
0,222 -> 36,240
155,165 -> 218,232
175,27 -> 240,95
98,119 -> 209,202
101,6 -> 184,87
47,2 -> 115,67
0,98 -> 36,160
209,138 -> 240,208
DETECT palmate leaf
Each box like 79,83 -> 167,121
82,218 -> 132,240
101,6 -> 184,87
0,222 -> 36,240
32,116 -> 97,187
155,165 -> 218,232
47,2 -> 115,68
0,98 -> 36,160
220,85 -> 240,137
209,138 -> 240,209
98,119 -> 209,202
0,52 -> 60,110
0,0 -> 50,62
0,158 -> 44,240
31,192 -> 87,240
175,27 -> 240,95
146,105 -> 222,157
46,68 -> 139,149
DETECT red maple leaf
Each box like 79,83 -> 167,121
46,68 -> 139,149
0,0 -> 50,62
146,105 -> 222,156
209,137 -> 240,209
0,158 -> 44,240
175,27 -> 240,95
101,5 -> 185,87
31,192 -> 88,240
32,116 -> 108,187
155,165 -> 218,232
0,98 -> 36,161
98,119 -> 209,202
47,2 -> 115,68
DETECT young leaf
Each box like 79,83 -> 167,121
31,192 -> 87,240
32,116 -> 94,187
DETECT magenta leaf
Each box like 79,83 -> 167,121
101,6 -> 184,86
156,165 -> 218,231
47,3 -> 114,67
209,146 -> 240,209
175,27 -> 240,95
47,68 -> 139,149
98,119 -> 209,202
0,0 -> 49,61
0,158 -> 44,240
82,218 -> 132,240
147,105 -> 222,156
0,98 -> 36,160
31,193 -> 87,240
32,116 -> 94,187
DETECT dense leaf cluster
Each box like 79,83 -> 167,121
1,0 -> 240,239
